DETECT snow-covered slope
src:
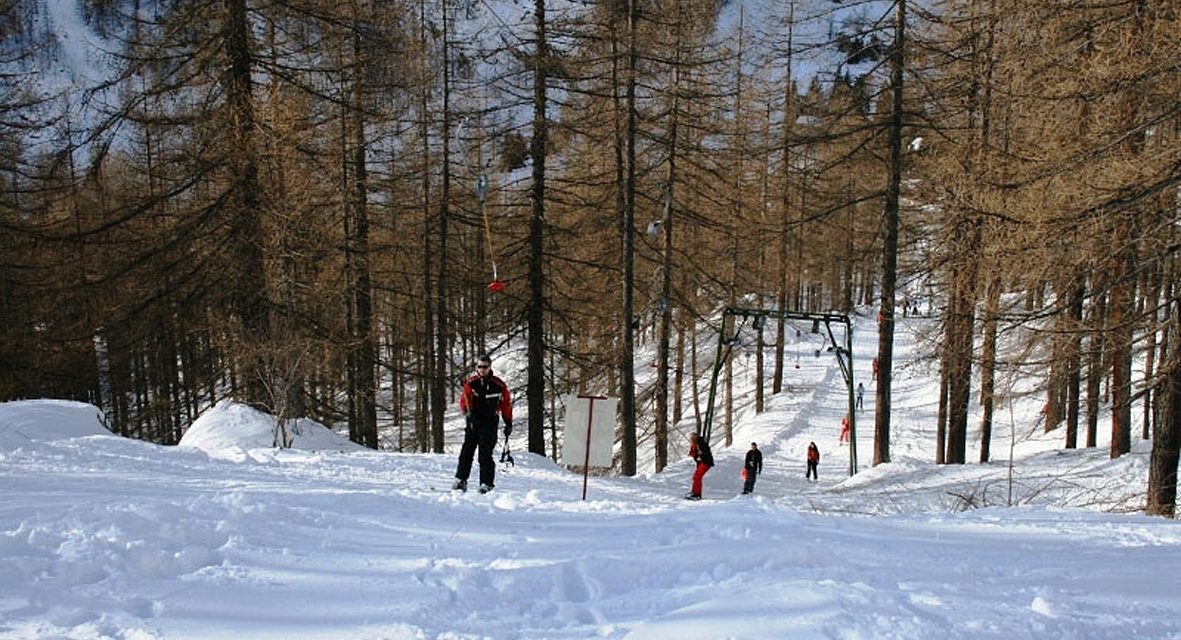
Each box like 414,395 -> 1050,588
1,311 -> 1175,639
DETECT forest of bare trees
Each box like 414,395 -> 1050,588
1,0 -> 1178,515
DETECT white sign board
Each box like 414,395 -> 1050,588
561,395 -> 617,468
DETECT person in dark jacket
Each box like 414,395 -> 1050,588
741,442 -> 763,494
806,441 -> 820,481
685,432 -> 713,500
453,354 -> 513,494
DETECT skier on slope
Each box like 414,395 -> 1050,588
452,354 -> 513,494
685,432 -> 714,500
741,442 -> 763,495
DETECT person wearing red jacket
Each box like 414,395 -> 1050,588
807,441 -> 820,481
452,354 -> 513,494
685,432 -> 714,500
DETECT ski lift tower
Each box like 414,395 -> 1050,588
702,306 -> 859,477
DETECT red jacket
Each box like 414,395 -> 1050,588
689,440 -> 714,467
460,372 -> 513,424
808,444 -> 820,463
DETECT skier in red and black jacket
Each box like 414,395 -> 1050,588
685,432 -> 714,500
452,354 -> 513,494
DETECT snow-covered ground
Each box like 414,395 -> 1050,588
2,311 -> 1179,639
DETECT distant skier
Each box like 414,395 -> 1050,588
741,442 -> 763,495
839,414 -> 850,444
871,357 -> 879,381
685,433 -> 714,500
452,354 -> 513,494
806,442 -> 820,481
856,382 -> 865,410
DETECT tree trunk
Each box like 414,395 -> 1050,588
349,24 -> 378,450
936,352 -> 947,465
1146,297 -> 1180,517
774,1 -> 797,397
431,0 -> 454,454
1110,0 -> 1147,458
1086,291 -> 1107,448
618,0 -> 638,475
673,296 -> 687,426
1046,282 -> 1068,432
1109,214 -> 1136,459
979,277 -> 999,462
1066,278 -> 1085,449
873,0 -> 905,466
725,6 -> 746,449
417,0 -> 436,454
654,54 -> 679,472
224,0 -> 270,407
945,218 -> 980,465
527,0 -> 549,456
1142,261 -> 1162,440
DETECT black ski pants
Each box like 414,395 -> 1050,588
743,469 -> 758,493
456,417 -> 498,488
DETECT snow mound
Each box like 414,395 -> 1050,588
0,399 -> 112,451
179,399 -> 366,459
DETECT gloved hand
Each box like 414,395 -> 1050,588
464,414 -> 473,435
503,421 -> 512,437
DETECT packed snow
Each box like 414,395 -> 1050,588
2,310 -> 1180,640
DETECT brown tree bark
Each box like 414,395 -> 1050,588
873,0 -> 906,467
1146,297 -> 1180,517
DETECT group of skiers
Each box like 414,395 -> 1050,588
448,354 -> 827,501
683,435 -> 823,500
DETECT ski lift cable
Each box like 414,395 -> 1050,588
481,186 -> 504,293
